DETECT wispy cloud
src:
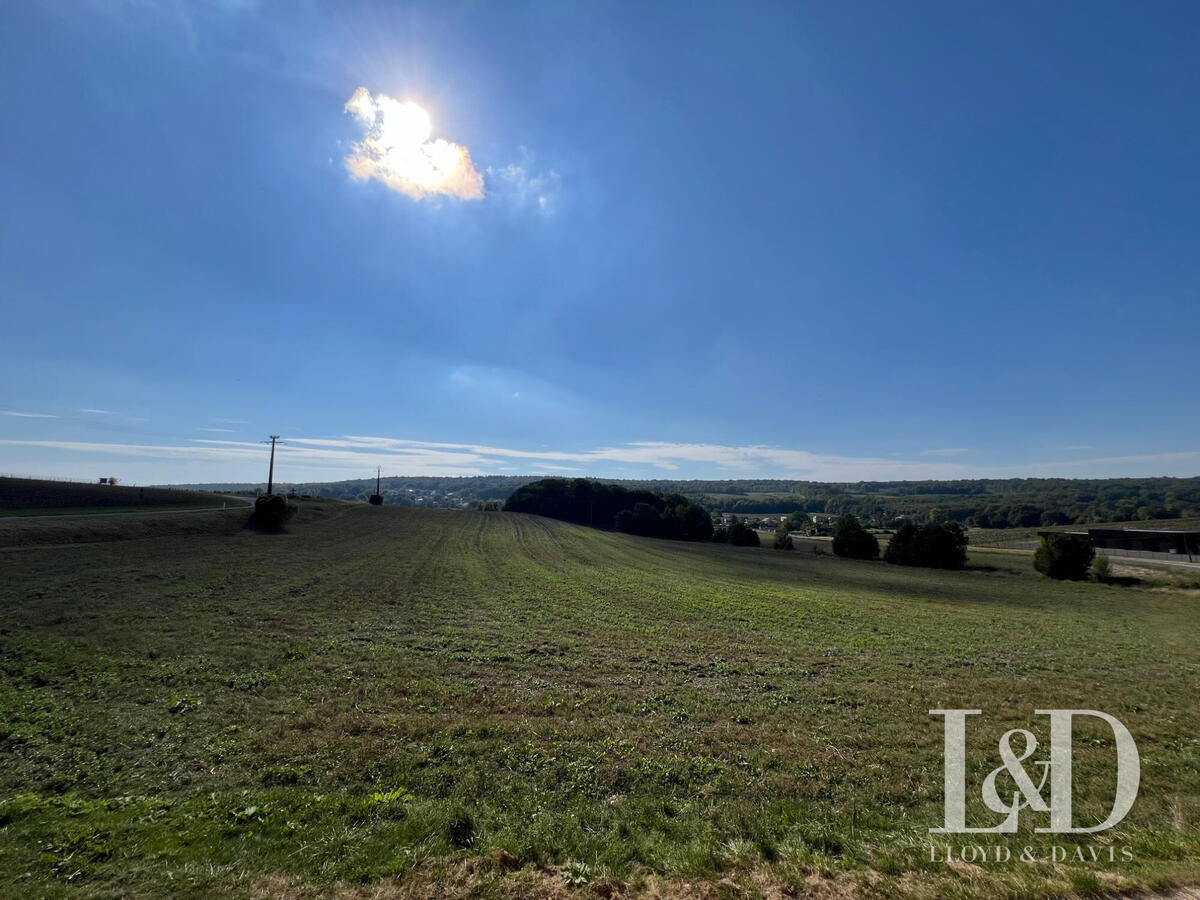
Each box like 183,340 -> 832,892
1,410 -> 58,419
199,427 -> 237,433
920,447 -> 968,457
1,437 -> 1195,483
487,149 -> 561,214
344,87 -> 484,201
231,436 -> 974,480
79,408 -> 112,415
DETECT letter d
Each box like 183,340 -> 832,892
1035,709 -> 1139,833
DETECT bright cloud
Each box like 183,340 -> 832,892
344,87 -> 484,201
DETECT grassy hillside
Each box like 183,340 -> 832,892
0,477 -> 238,517
1,506 -> 1198,898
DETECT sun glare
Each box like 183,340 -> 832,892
376,97 -> 432,148
344,87 -> 483,200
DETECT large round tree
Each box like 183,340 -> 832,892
831,514 -> 879,560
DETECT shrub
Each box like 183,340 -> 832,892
1091,553 -> 1112,582
727,517 -> 760,547
831,515 -> 879,560
1035,533 -> 1094,580
249,494 -> 293,532
711,526 -> 729,543
884,521 -> 967,569
773,522 -> 794,550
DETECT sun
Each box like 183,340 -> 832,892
344,87 -> 484,200
375,97 -> 432,149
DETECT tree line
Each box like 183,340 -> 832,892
503,478 -> 714,542
176,475 -> 1200,528
705,477 -> 1200,528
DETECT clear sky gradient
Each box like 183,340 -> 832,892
1,1 -> 1198,484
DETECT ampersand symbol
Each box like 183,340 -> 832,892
982,728 -> 1051,820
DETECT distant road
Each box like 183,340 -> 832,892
3,495 -> 253,521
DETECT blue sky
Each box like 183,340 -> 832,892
1,0 -> 1198,484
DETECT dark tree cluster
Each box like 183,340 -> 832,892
712,518 -> 761,546
883,521 -> 968,569
725,517 -> 761,546
504,478 -> 713,542
831,515 -> 879,559
1034,533 -> 1095,581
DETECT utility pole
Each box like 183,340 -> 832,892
265,435 -> 280,495
369,465 -> 384,505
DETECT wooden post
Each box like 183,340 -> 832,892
267,435 -> 279,495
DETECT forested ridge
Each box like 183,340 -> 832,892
175,475 -> 1200,528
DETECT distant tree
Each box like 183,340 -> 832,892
1010,504 -> 1043,528
773,521 -> 794,550
786,511 -> 809,532
615,502 -> 660,536
659,495 -> 716,541
884,521 -> 968,569
1040,510 -> 1072,526
631,501 -> 662,535
727,517 -> 761,547
1034,533 -> 1094,581
831,514 -> 879,560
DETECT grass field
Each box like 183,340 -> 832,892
0,477 -> 242,517
1,504 -> 1198,898
967,517 -> 1200,548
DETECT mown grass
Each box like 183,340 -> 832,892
0,500 -> 243,518
0,477 -> 240,516
968,516 -> 1200,547
1,504 -> 1198,898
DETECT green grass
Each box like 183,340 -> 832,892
0,476 -> 245,515
1,504 -> 1198,898
0,499 -> 244,518
969,516 -> 1200,547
